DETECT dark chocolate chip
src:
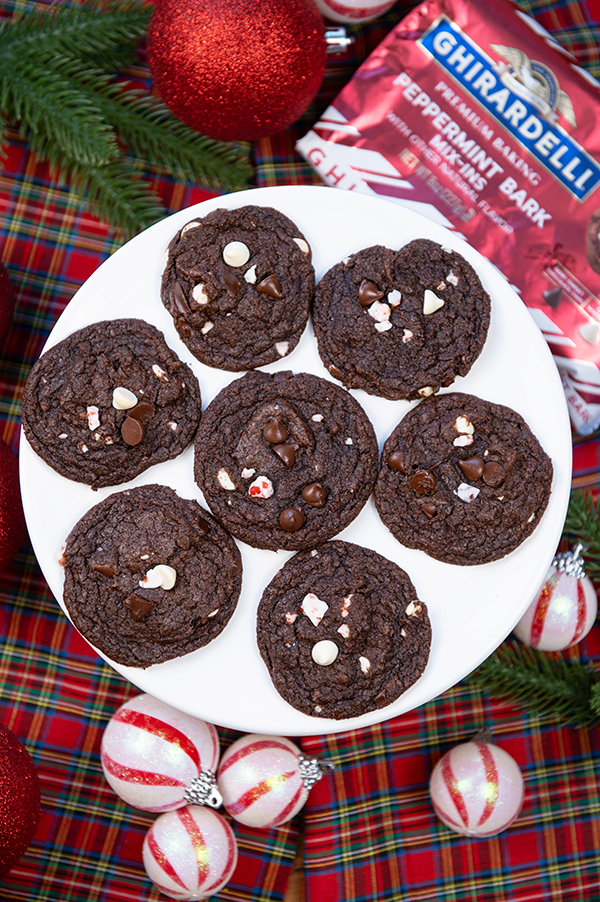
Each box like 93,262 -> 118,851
92,563 -> 116,577
273,443 -> 296,467
121,416 -> 145,446
222,269 -> 242,295
422,502 -> 437,519
263,419 -> 288,444
273,371 -> 293,383
358,279 -> 384,307
410,469 -> 436,495
482,460 -> 505,486
129,399 -> 155,422
459,456 -> 485,481
279,507 -> 305,532
388,451 -> 406,472
256,274 -> 283,298
542,286 -> 562,308
196,515 -> 210,534
123,594 -> 154,621
172,281 -> 189,313
301,482 -> 327,507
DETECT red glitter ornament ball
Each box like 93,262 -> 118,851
147,0 -> 327,141
0,262 -> 16,352
0,723 -> 40,878
0,438 -> 27,572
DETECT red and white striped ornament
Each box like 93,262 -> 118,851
314,0 -> 396,23
143,805 -> 237,901
101,694 -> 221,813
217,734 -> 331,828
513,544 -> 598,651
429,739 -> 524,837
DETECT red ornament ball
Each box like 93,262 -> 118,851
0,263 -> 16,352
0,723 -> 40,878
147,0 -> 327,141
0,438 -> 27,572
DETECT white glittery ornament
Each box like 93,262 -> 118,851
513,543 -> 598,651
217,734 -> 332,828
143,805 -> 237,900
429,738 -> 524,837
101,694 -> 221,813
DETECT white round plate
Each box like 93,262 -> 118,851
20,186 -> 572,736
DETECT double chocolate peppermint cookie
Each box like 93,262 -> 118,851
256,541 -> 431,719
22,318 -> 201,489
161,205 -> 315,370
62,485 -> 242,668
193,371 -> 378,551
375,392 -> 553,565
312,240 -> 491,400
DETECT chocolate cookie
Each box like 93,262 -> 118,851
161,205 -> 315,370
256,541 -> 431,719
193,371 -> 378,551
374,392 -> 553,565
62,485 -> 242,668
22,318 -> 201,489
586,208 -> 600,275
312,239 -> 491,400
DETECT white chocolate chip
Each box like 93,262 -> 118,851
80,444 -> 88,453
419,386 -> 434,397
401,628 -> 407,637
405,600 -> 422,616
312,414 -> 323,422
301,593 -> 329,626
141,554 -> 150,560
359,656 -> 371,673
447,271 -> 459,286
388,289 -> 402,306
140,564 -> 177,590
58,433 -> 68,439
223,241 -> 250,267
375,321 -> 393,333
217,468 -> 236,490
207,609 -> 219,618
86,406 -> 100,431
368,300 -> 391,323
248,475 -> 274,499
402,329 -> 413,343
454,483 -> 480,502
293,237 -> 310,255
244,265 -> 257,284
337,624 -> 350,639
423,289 -> 445,315
312,640 -> 339,666
112,387 -> 138,410
192,283 -> 209,305
181,221 -> 200,234
201,321 -> 214,334
275,341 -> 289,357
345,438 -> 353,445
455,416 -> 474,434
453,434 -> 474,447
527,512 -> 535,523
285,612 -> 298,624
241,467 -> 256,479
152,364 -> 168,381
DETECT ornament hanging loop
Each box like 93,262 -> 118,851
553,542 -> 588,578
184,769 -> 223,809
298,753 -> 335,792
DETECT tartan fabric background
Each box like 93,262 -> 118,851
0,1 -> 599,901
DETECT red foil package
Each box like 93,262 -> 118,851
297,0 -> 600,433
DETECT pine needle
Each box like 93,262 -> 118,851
564,490 -> 600,582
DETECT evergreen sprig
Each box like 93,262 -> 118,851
0,0 -> 252,237
563,490 -> 600,583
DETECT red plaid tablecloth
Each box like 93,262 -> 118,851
1,2 -> 600,901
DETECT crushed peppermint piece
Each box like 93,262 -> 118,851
201,321 -> 214,334
453,434 -> 474,447
402,329 -> 414,343
217,468 -> 236,490
455,416 -> 474,434
341,594 -> 353,617
447,271 -> 459,286
168,422 -> 177,431
388,289 -> 402,306
311,550 -> 318,557
312,640 -> 338,666
152,364 -> 168,381
139,564 -> 177,590
312,414 -> 323,422
293,237 -> 310,255
58,433 -> 68,439
436,280 -> 447,291
222,241 -> 250,267
244,265 -> 257,284
527,512 -> 535,522
241,467 -> 256,479
345,438 -> 353,445
337,624 -> 350,639
375,321 -> 393,332
192,283 -> 209,305
405,600 -> 422,616
275,341 -> 289,356
359,656 -> 371,673
401,628 -> 407,637
423,289 -> 445,315
301,593 -> 329,626
368,300 -> 391,323
285,612 -> 298,624
80,444 -> 89,453
454,483 -> 480,502
86,406 -> 100,431
207,609 -> 219,618
248,475 -> 274,499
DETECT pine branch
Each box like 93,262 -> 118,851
563,491 -> 600,583
470,642 -> 599,726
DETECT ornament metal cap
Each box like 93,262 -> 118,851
553,542 -> 588,578
325,27 -> 354,54
183,769 -> 222,809
298,753 -> 335,792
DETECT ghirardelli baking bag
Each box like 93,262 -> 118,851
297,0 -> 600,433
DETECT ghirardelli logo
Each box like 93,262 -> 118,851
490,45 -> 576,128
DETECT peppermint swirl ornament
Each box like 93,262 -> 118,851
101,694 -> 221,813
513,543 -> 598,651
217,734 -> 332,828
